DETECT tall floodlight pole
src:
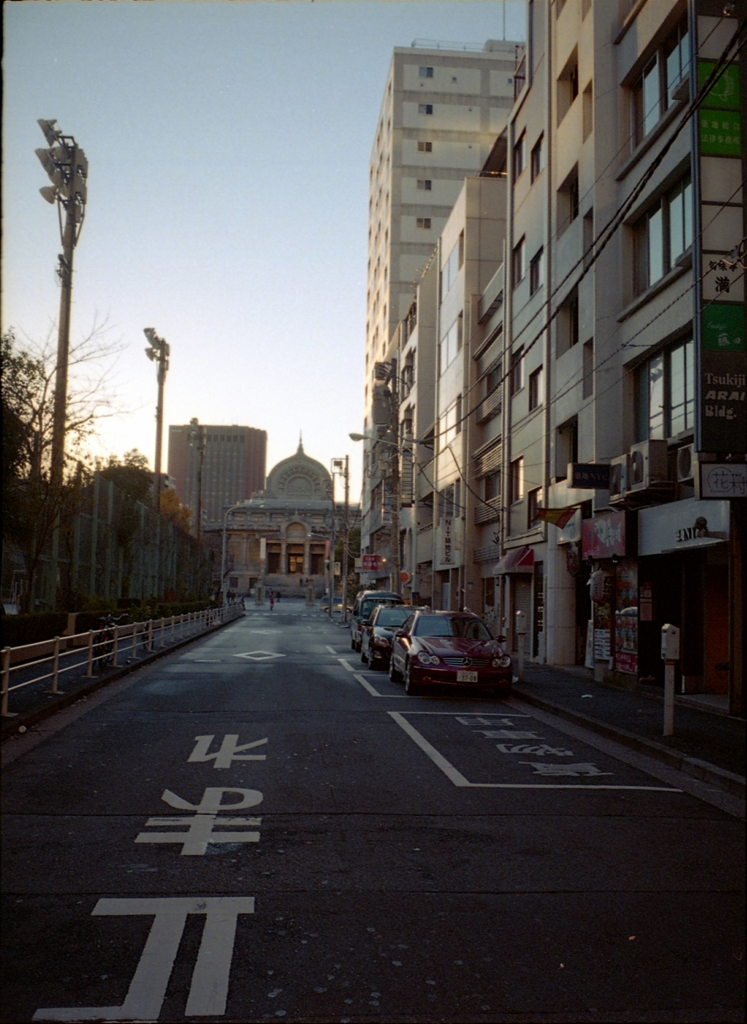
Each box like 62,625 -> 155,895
36,120 -> 88,490
144,329 -> 170,506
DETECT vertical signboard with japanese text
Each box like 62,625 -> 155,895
696,18 -> 747,454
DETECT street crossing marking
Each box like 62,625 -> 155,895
33,897 -> 255,1021
388,711 -> 681,790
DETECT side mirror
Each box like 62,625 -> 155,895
393,630 -> 406,640
495,635 -> 506,643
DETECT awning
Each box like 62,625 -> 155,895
493,545 -> 534,574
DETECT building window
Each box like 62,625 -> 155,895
529,247 -> 544,295
417,179 -> 432,190
441,237 -> 462,296
510,347 -> 525,395
635,336 -> 695,441
485,469 -> 501,501
555,418 -> 578,480
419,66 -> 434,78
510,457 -> 524,504
557,288 -> 579,356
486,360 -> 502,395
528,366 -> 544,410
531,134 -> 544,181
635,175 -> 693,292
418,103 -> 433,115
513,130 -> 527,178
557,165 -> 579,234
416,217 -> 432,229
632,18 -> 690,144
439,315 -> 463,374
558,50 -> 579,123
583,81 -> 593,140
527,488 -> 542,528
418,140 -> 433,152
512,237 -> 526,284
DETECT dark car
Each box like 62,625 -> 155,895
349,590 -> 404,652
389,610 -> 512,696
360,603 -> 412,669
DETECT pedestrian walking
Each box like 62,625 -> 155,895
270,593 -> 275,611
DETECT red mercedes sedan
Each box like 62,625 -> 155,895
388,610 -> 512,697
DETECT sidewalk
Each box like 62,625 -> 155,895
512,662 -> 745,798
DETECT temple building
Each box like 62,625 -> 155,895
211,440 -> 355,597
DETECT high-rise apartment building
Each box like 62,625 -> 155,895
167,424 -> 267,532
362,38 -> 523,562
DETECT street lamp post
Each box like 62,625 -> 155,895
332,456 -> 350,622
144,329 -> 170,507
36,119 -> 88,490
221,503 -> 245,607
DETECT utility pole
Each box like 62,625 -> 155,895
333,457 -> 350,622
36,120 -> 88,491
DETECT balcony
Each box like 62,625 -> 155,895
477,265 -> 504,324
474,500 -> 501,525
476,387 -> 502,424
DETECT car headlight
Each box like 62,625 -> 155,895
416,652 -> 439,666
492,655 -> 512,668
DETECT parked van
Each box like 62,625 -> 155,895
349,590 -> 404,652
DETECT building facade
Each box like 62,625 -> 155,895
369,0 -> 745,717
167,424 -> 267,533
362,38 -> 524,578
208,441 -> 355,599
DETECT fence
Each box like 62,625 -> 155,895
1,603 -> 243,718
2,472 -> 213,613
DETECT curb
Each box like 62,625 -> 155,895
512,684 -> 746,799
0,615 -> 241,742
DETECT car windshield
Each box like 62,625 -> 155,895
414,615 -> 493,640
361,598 -> 401,618
374,607 -> 410,627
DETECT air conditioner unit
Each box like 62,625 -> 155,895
629,439 -> 669,491
676,444 -> 696,483
609,454 -> 629,503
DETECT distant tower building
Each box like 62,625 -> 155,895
362,38 -> 523,557
168,424 -> 267,531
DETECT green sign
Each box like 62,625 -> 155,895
699,110 -> 742,156
698,61 -> 740,109
702,303 -> 745,352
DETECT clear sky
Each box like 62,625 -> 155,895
2,0 -> 525,501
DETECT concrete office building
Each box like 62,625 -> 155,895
167,424 -> 267,532
361,38 -> 523,575
383,0 -> 745,715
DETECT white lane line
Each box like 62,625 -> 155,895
325,645 -> 337,654
387,712 -> 680,791
336,658 -> 358,673
354,673 -> 382,697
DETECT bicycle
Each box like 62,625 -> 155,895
95,613 -> 128,670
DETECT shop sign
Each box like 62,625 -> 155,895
569,463 -> 611,489
699,462 -> 747,499
615,561 -> 638,677
443,518 -> 453,564
638,498 -> 729,556
582,511 -> 626,559
361,554 -> 385,571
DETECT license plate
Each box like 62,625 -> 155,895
456,670 -> 478,683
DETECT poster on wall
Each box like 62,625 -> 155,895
593,598 -> 611,660
614,560 -> 638,676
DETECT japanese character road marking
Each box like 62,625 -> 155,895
135,788 -> 263,855
495,744 -> 575,756
188,734 -> 267,768
33,896 -> 255,1020
521,762 -> 613,776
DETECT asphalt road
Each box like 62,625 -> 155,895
1,602 -> 744,1023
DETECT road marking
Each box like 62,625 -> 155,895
325,645 -> 337,654
189,734 -> 267,768
135,788 -> 263,855
233,650 -> 286,661
352,673 -> 407,698
388,712 -> 680,790
33,896 -> 255,1021
337,657 -> 358,673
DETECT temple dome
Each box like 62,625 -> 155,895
264,439 -> 331,501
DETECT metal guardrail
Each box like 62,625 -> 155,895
1,604 -> 243,718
